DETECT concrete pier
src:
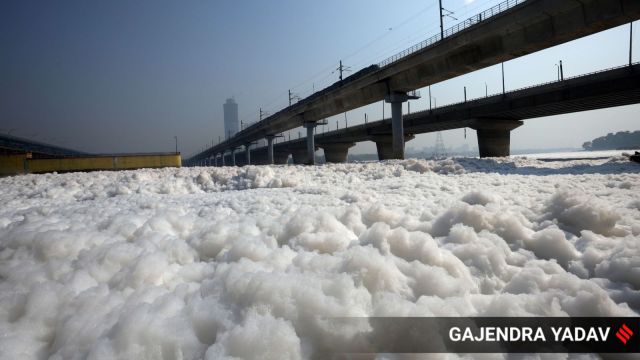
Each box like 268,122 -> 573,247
470,119 -> 523,157
304,122 -> 317,165
373,134 -> 415,161
266,135 -> 275,165
321,142 -> 355,163
245,143 -> 252,165
385,91 -> 419,159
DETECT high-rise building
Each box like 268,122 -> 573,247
223,98 -> 239,139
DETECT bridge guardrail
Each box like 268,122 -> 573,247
202,0 -> 527,159
409,62 -> 640,115
378,0 -> 527,68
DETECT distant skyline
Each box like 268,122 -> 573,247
1,0 -> 638,157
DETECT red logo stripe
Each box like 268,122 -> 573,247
621,324 -> 633,336
619,327 -> 631,338
616,332 -> 629,344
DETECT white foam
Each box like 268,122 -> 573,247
0,155 -> 638,359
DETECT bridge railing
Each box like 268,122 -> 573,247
378,0 -> 528,68
410,62 -> 640,115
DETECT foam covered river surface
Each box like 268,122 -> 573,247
1,156 -> 638,359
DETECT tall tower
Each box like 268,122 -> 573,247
433,132 -> 447,159
223,98 -> 239,139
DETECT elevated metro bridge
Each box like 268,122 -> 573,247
188,0 -> 640,165
192,62 -> 640,166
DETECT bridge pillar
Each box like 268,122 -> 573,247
321,142 -> 355,163
372,134 -> 415,161
385,91 -> 419,159
245,144 -> 251,165
231,149 -> 236,166
470,120 -> 523,158
304,122 -> 317,165
266,135 -> 275,165
221,153 -> 225,167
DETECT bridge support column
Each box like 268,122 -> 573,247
385,91 -> 419,159
470,120 -> 523,158
221,153 -> 225,167
304,122 -> 317,165
266,135 -> 275,165
245,144 -> 251,165
231,149 -> 236,166
372,134 -> 415,161
321,142 -> 355,163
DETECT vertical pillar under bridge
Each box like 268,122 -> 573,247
469,119 -> 523,158
266,135 -> 275,165
245,143 -> 252,165
304,122 -> 317,165
231,149 -> 236,166
385,91 -> 420,159
221,153 -> 226,166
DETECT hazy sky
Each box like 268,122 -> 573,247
1,0 -> 638,157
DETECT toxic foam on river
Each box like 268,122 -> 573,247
0,155 -> 638,359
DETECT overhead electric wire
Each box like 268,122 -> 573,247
258,0 -> 504,124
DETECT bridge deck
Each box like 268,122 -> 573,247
189,0 -> 640,163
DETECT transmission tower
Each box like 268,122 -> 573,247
433,132 -> 447,159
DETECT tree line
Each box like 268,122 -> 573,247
582,130 -> 640,150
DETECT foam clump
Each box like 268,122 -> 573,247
0,155 -> 638,359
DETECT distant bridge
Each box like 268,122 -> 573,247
188,0 -> 640,166
190,63 -> 640,165
0,134 -> 87,157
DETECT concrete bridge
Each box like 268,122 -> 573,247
187,0 -> 640,166
0,134 -> 87,157
190,63 -> 640,166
